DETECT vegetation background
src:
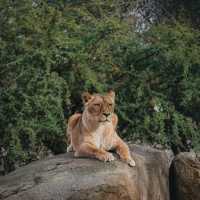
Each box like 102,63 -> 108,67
0,0 -> 199,173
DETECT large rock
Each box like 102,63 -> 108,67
170,152 -> 200,200
0,145 -> 173,200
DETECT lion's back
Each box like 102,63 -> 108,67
68,113 -> 82,129
66,113 -> 81,144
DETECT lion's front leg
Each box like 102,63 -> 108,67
114,135 -> 136,167
75,143 -> 115,162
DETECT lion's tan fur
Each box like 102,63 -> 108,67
66,91 -> 135,166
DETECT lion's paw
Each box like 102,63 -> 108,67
67,144 -> 73,152
127,159 -> 136,167
98,152 -> 115,162
106,152 -> 115,162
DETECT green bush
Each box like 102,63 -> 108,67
0,0 -> 70,172
114,24 -> 200,152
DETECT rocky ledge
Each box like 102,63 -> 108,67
0,145 -> 174,200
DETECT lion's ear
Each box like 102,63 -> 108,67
107,90 -> 115,101
82,92 -> 92,104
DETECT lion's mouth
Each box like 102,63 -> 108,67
99,119 -> 110,123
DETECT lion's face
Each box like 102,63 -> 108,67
82,91 -> 115,123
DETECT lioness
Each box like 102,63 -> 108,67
67,91 -> 135,167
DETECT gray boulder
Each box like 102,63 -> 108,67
170,152 -> 200,200
0,145 -> 173,200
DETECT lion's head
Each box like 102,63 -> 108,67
82,90 -> 115,124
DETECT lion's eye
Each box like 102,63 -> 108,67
94,103 -> 100,107
109,104 -> 112,106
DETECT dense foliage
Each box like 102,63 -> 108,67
0,0 -> 199,173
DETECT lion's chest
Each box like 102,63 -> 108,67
92,123 -> 114,150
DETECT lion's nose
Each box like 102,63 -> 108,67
103,113 -> 110,117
